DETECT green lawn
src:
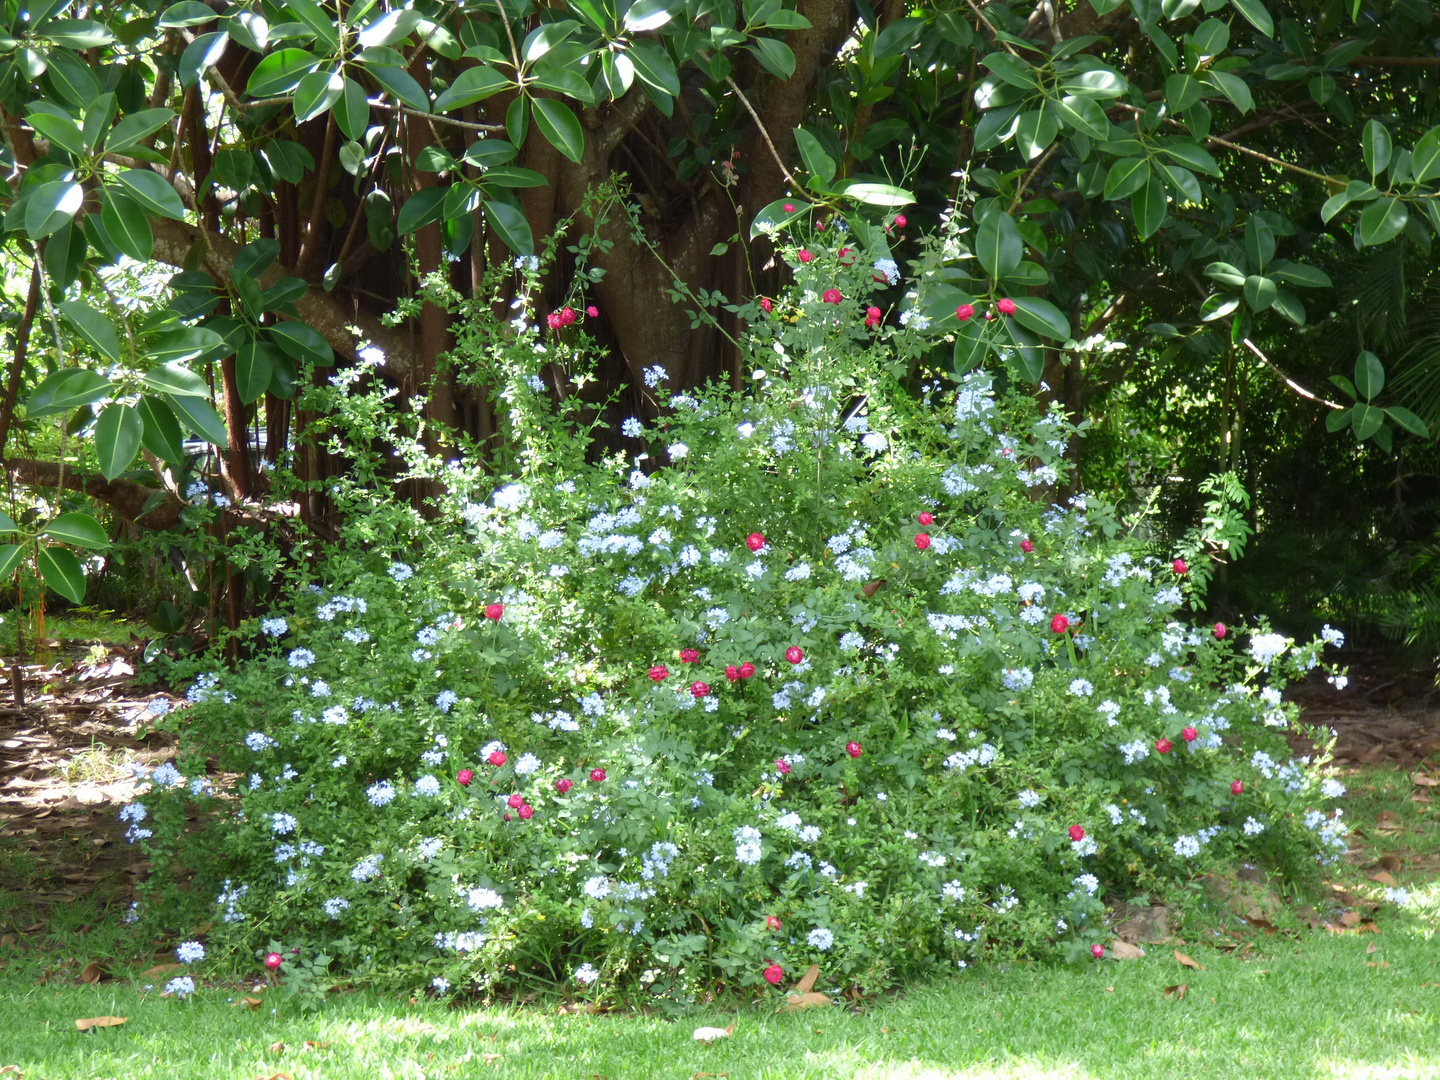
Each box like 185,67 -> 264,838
3,764 -> 1437,1079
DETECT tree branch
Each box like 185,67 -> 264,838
1241,338 -> 1343,410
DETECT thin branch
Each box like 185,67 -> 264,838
1241,337 -> 1343,410
1009,143 -> 1059,212
724,75 -> 802,192
964,0 -> 1020,55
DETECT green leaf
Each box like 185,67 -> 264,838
1413,125 -> 1440,185
1228,0 -> 1273,37
1204,70 -> 1254,114
138,395 -> 186,462
479,166 -> 549,189
1243,216 -> 1275,270
981,52 -> 1036,89
158,1 -> 218,27
396,187 -> 448,234
282,0 -> 339,52
1326,406 -> 1352,433
1058,68 -> 1127,100
432,65 -> 509,112
42,511 -> 108,549
0,545 -> 24,580
0,510 -> 17,536
26,368 -> 111,417
484,199 -> 534,255
104,107 -> 175,154
141,362 -> 209,398
838,183 -> 914,207
1358,197 -> 1408,246
369,65 -> 429,112
529,66 -> 595,106
1269,285 -> 1306,325
1104,158 -> 1150,201
1015,106 -> 1059,161
1352,401 -> 1383,440
747,37 -> 795,80
1009,296 -> 1070,339
1386,405 -> 1429,438
1160,139 -> 1220,176
1004,321 -> 1045,384
235,341 -> 279,404
1204,261 -> 1246,286
1165,73 -> 1204,113
42,18 -> 114,48
334,77 -> 370,140
794,127 -> 835,186
149,327 -> 225,364
269,322 -> 334,366
94,403 -> 143,481
1354,349 -> 1384,400
36,545 -> 85,603
975,209 -> 1023,280
1329,373 -> 1357,399
1267,261 -> 1332,288
28,111 -> 85,157
624,0 -> 678,30
114,168 -> 186,220
1163,0 -> 1201,17
245,48 -> 320,97
165,393 -> 228,445
1132,175 -> 1168,238
356,9 -> 422,48
1056,94 -> 1109,140
531,97 -> 583,163
178,31 -> 227,88
228,10 -> 269,51
1242,274 -> 1276,311
25,179 -> 82,238
293,67 -> 343,124
44,220 -> 86,289
57,299 -> 121,362
1361,119 -> 1391,178
626,40 -> 681,97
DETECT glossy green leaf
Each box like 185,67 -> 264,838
25,179 -> 82,237
1267,260 -> 1332,288
1104,158 -> 1150,201
1352,401 -> 1383,440
245,48 -> 320,97
1326,406 -> 1352,433
529,66 -> 596,106
839,183 -> 914,208
747,37 -> 795,80
105,107 -> 175,154
532,97 -> 583,163
433,65 -> 509,112
179,30 -> 227,88
235,341 -> 280,404
1386,405 -> 1430,438
269,322 -> 334,366
42,511 -> 108,549
149,327 -> 226,364
157,1 -> 217,27
57,299 -> 121,362
369,65 -> 429,112
0,545 -> 24,581
26,368 -> 111,417
975,209 -> 1023,281
624,0 -> 678,30
1269,285 -> 1306,325
43,18 -> 114,48
1056,94 -> 1109,140
293,67 -> 343,123
1244,216 -> 1275,270
1229,0 -> 1273,37
1358,197 -> 1408,246
28,111 -> 85,156
1204,261 -> 1246,286
0,511 -> 18,536
1165,73 -> 1204,113
485,198 -> 534,255
396,187 -> 447,234
1015,106 -> 1059,161
282,0 -> 339,52
1204,70 -> 1254,114
1132,175 -> 1168,238
165,393 -> 228,445
1413,125 -> 1440,185
1160,140 -> 1220,176
627,40 -> 681,97
94,403 -> 143,481
114,168 -> 186,220
1242,274 -> 1276,311
142,362 -> 209,398
1354,349 -> 1384,400
1361,119 -> 1391,177
138,395 -> 187,462
1009,296 -> 1070,339
334,77 -> 369,140
37,545 -> 85,603
1004,321 -> 1045,384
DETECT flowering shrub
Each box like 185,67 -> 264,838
129,213 -> 1348,1001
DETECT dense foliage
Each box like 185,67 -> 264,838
126,230 -> 1350,999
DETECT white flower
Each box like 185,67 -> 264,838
435,690 -> 458,713
574,962 -> 600,985
1072,873 -> 1099,896
351,854 -> 384,882
583,876 -> 611,900
1243,816 -> 1266,836
389,562 -> 414,582
467,887 -> 504,911
622,417 -> 643,438
807,928 -> 835,951
245,732 -> 275,752
1249,633 -> 1290,667
861,432 -> 887,453
1321,778 -> 1346,799
737,422 -> 755,438
1384,886 -> 1410,905
643,365 -> 668,387
287,648 -> 315,669
432,977 -> 450,993
1018,789 -> 1041,808
1321,624 -> 1345,648
733,825 -> 763,865
413,775 -> 441,797
1173,835 -> 1201,858
785,562 -> 811,581
1068,678 -> 1094,698
260,617 -> 288,636
176,941 -> 205,964
324,897 -> 350,919
872,258 -> 899,284
1002,668 -> 1034,691
164,975 -> 196,997
367,781 -> 396,807
515,753 -> 542,776
668,442 -> 689,461
271,813 -> 297,835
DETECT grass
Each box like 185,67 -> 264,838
0,607 -> 145,655
1,765 -> 1437,1080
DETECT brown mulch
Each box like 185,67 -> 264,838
1287,645 -> 1440,766
0,644 -> 181,919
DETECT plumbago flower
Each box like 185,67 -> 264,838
126,218 -> 1349,996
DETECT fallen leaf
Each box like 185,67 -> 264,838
231,997 -> 264,1010
0,934 -> 16,947
1376,854 -> 1403,873
1109,940 -> 1145,960
1241,915 -> 1278,935
693,1024 -> 735,1043
1357,921 -> 1382,934
1367,940 -> 1379,954
1163,983 -> 1188,1000
1413,773 -> 1439,787
20,923 -> 43,933
793,963 -> 820,995
1339,911 -> 1362,928
80,962 -> 104,984
75,1016 -> 127,1031
1366,961 -> 1390,968
267,1042 -> 286,1054
779,992 -> 832,1013
1368,870 -> 1399,887
1174,950 -> 1205,971
483,1054 -> 500,1064
141,963 -> 185,977
303,1041 -> 331,1050
1,1066 -> 22,1076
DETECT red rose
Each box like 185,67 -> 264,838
503,812 -> 511,822
507,793 -> 524,808
918,512 -> 934,526
865,306 -> 882,328
1068,825 -> 1085,842
589,768 -> 606,783
1156,738 -> 1173,755
488,751 -> 507,767
782,203 -> 795,213
739,662 -> 756,679
1021,538 -> 1034,553
680,648 -> 699,664
1172,558 -> 1188,575
555,778 -> 574,794
845,741 -> 862,759
759,297 -> 773,313
798,249 -> 814,264
746,532 -> 766,552
766,915 -> 781,931
265,952 -> 283,970
822,288 -> 842,305
518,803 -> 534,820
586,305 -> 599,318
1050,613 -> 1070,635
1182,726 -> 1198,742
915,533 -> 931,551
956,304 -> 974,322
1231,780 -> 1244,795
1214,622 -> 1227,640
546,312 -> 562,329
763,963 -> 784,984
776,759 -> 791,775
485,603 -> 504,621
725,665 -> 741,682
1091,944 -> 1104,959
649,664 -> 669,682
456,769 -> 473,786
785,646 -> 804,664
894,214 -> 906,228
997,297 -> 1017,315
690,681 -> 710,698
559,306 -> 576,326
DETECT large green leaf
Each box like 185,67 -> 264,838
1229,0 -> 1273,37
627,40 -> 681,97
369,65 -> 430,112
28,111 -> 85,156
531,97 -> 583,163
142,362 -> 209,397
1242,274 -> 1276,312
42,511 -> 109,549
165,393 -> 228,445
57,299 -> 121,362
282,0 -> 339,52
94,402 -> 143,481
138,394 -> 187,462
1103,158 -> 1150,200
1358,197 -> 1408,246
114,168 -> 186,220
1131,175 -> 1168,238
1387,405 -> 1430,438
235,341 -> 280,403
293,67 -> 343,124
104,107 -> 175,154
0,545 -> 24,581
1056,94 -> 1109,140
1354,350 -> 1384,401
839,183 -> 914,207
1243,216 -> 1275,270
1361,119 -> 1391,178
1015,106 -> 1059,161
269,322 -> 335,366
1413,125 -> 1440,185
432,65 -> 509,112
1009,297 -> 1070,340
747,37 -> 795,79
149,327 -> 226,365
485,198 -> 534,255
37,545 -> 85,603
975,209 -> 1023,281
26,369 -> 111,417
1351,401 -> 1383,440
1203,70 -> 1253,114
396,187 -> 448,234
245,48 -> 320,97
25,179 -> 82,237
334,77 -> 370,140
